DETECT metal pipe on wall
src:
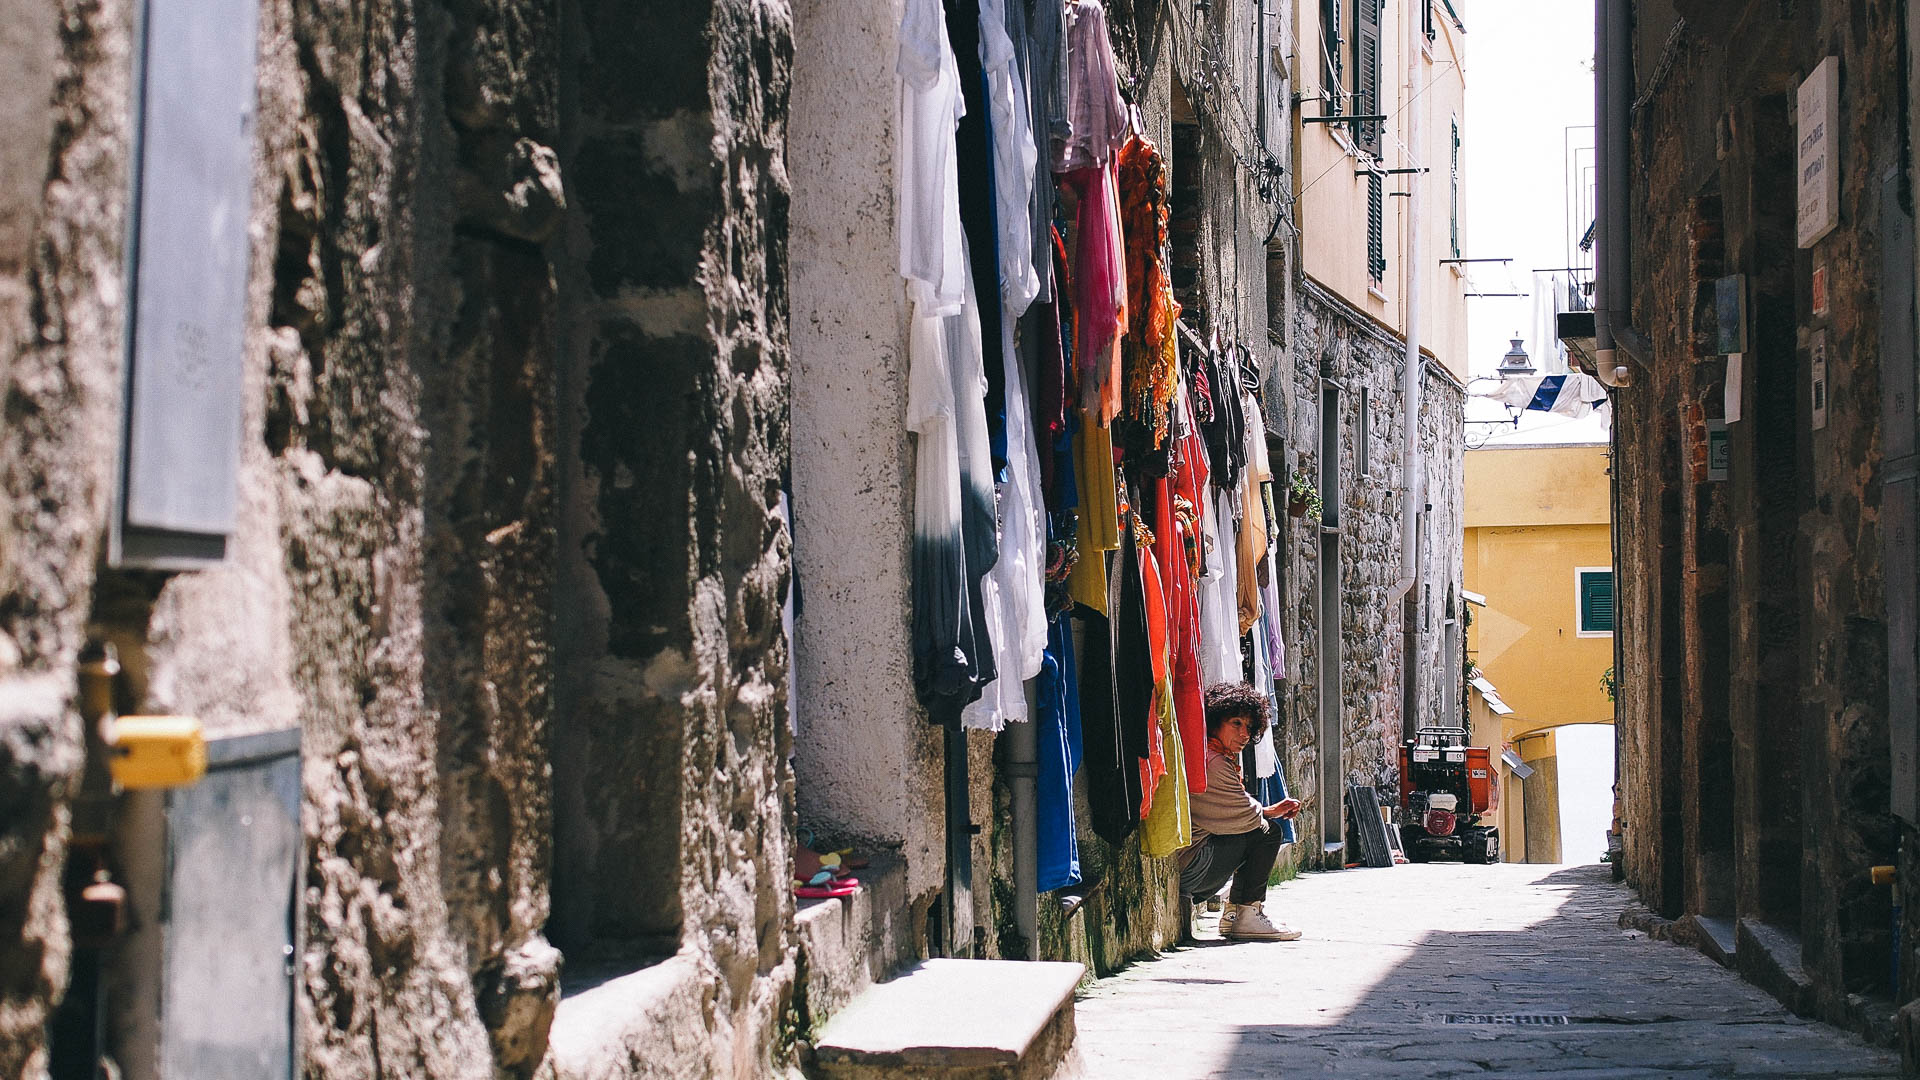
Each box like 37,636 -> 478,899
1007,680 -> 1040,956
1594,0 -> 1646,386
1387,0 -> 1427,736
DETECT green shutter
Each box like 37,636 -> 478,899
1367,173 -> 1386,282
1352,0 -> 1382,153
1580,571 -> 1615,633
1450,121 -> 1461,259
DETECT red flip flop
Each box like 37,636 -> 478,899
794,877 -> 860,899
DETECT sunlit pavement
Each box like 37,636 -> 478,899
1073,862 -> 1902,1078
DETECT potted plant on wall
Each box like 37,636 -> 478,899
1286,467 -> 1322,519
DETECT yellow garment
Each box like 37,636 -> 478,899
1140,676 -> 1192,858
1069,416 -> 1119,613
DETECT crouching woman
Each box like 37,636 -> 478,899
1176,681 -> 1302,941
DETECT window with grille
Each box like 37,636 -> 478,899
1577,569 -> 1615,635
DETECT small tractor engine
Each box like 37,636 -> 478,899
1397,727 -> 1500,864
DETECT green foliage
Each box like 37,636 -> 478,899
1287,468 -> 1323,519
1600,665 -> 1616,703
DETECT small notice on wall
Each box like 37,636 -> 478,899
1798,57 -> 1840,248
1811,263 -> 1830,316
1810,329 -> 1829,430
1725,353 -> 1743,422
1706,420 -> 1729,480
1714,275 -> 1747,354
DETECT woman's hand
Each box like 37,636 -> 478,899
1262,798 -> 1301,819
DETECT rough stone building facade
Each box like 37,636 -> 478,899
1587,0 -> 1920,1060
0,0 -> 1464,1076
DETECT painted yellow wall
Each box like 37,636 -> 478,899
1295,0 -> 1469,381
1465,444 -> 1611,528
1465,442 -> 1613,862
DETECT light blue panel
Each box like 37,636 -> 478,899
122,0 -> 260,538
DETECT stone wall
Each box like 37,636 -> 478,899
0,0 -> 123,1072
1609,0 -> 1910,1048
1282,279 -> 1466,864
0,0 -> 798,1075
552,0 -> 797,1074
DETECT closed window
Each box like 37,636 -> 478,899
1577,568 -> 1614,636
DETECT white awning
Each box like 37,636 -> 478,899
1469,673 -> 1514,715
1501,747 -> 1536,780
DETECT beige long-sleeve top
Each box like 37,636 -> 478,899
1188,747 -> 1266,842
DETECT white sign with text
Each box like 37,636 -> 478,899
1798,57 -> 1840,248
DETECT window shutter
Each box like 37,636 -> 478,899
1367,172 -> 1386,282
1322,0 -> 1343,115
1450,120 -> 1461,259
1580,571 -> 1615,633
1352,0 -> 1382,153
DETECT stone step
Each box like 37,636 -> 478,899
808,958 -> 1085,1080
1687,914 -> 1738,967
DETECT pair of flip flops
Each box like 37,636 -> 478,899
794,830 -> 868,899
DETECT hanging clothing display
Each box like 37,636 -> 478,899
1079,599 -> 1138,844
981,0 -> 1040,318
1053,0 -> 1128,173
1060,165 -> 1126,422
1066,417 -> 1117,613
962,275 -> 1050,730
1019,0 -> 1066,302
1236,388 -> 1273,635
893,0 -> 1303,874
900,0 -> 992,721
1116,134 -> 1181,456
1036,615 -> 1083,890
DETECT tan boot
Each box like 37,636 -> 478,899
1223,901 -> 1302,941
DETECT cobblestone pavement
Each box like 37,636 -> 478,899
1074,862 -> 1903,1078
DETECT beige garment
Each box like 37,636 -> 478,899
1187,747 -> 1266,843
1236,390 -> 1272,634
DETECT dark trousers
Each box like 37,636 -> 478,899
1179,826 -> 1286,906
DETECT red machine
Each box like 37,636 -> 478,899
1397,727 -> 1500,864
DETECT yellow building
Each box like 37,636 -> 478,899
1463,439 -> 1615,862
1295,0 -> 1470,377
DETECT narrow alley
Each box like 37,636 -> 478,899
1077,864 -> 1903,1078
1,0 -> 1918,1076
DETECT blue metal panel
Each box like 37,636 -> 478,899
119,0 -> 260,555
161,729 -> 300,1079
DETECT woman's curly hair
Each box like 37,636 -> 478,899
1203,681 -> 1271,740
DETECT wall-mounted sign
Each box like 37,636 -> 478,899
1714,274 -> 1747,354
1798,57 -> 1840,248
1706,420 -> 1729,480
1725,353 -> 1743,423
112,0 -> 261,568
1810,329 -> 1829,431
1812,263 -> 1830,317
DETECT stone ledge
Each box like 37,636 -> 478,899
1734,917 -> 1815,1018
540,952 -> 713,1080
810,959 -> 1085,1080
794,853 -> 927,1034
1683,914 -> 1737,967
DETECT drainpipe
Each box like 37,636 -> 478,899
1387,0 -> 1426,736
1595,0 -> 1649,386
1008,680 -> 1039,957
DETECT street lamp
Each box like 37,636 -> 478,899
1496,336 -> 1535,378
